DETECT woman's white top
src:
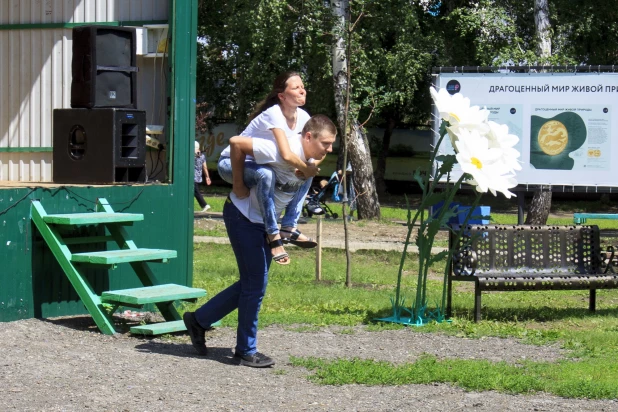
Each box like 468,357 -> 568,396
219,105 -> 310,158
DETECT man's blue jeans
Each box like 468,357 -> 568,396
218,157 -> 312,233
194,198 -> 271,356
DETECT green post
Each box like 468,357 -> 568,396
171,0 -> 198,289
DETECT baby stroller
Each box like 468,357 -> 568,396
303,169 -> 356,219
303,172 -> 340,219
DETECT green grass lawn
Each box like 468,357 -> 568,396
187,242 -> 618,399
190,184 -> 618,396
193,189 -> 228,212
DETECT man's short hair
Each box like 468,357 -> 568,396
302,114 -> 337,138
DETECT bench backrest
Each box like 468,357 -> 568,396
449,225 -> 601,277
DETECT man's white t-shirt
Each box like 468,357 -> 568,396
252,136 -> 312,192
231,135 -> 311,225
219,105 -> 310,158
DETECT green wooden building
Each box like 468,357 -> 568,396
0,0 -> 199,324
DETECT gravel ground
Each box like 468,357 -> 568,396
4,215 -> 616,411
2,317 -> 618,411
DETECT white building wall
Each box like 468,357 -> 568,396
0,1 -> 168,24
0,0 -> 169,182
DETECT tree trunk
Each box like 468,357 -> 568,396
331,0 -> 381,220
332,0 -> 347,175
534,0 -> 551,58
347,121 -> 381,219
332,0 -> 354,288
526,0 -> 552,224
524,188 -> 552,225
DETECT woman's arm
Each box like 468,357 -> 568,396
229,136 -> 255,198
201,156 -> 211,186
272,128 -> 319,178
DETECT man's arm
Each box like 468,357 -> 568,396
229,136 -> 255,198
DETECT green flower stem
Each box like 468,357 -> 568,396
426,121 -> 450,196
394,196 -> 424,311
415,174 -> 466,320
393,119 -> 485,324
394,123 -> 452,320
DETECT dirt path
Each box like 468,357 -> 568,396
194,214 -> 448,253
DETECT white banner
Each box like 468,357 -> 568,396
434,72 -> 618,189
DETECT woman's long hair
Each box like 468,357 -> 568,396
248,71 -> 301,122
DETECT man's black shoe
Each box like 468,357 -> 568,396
234,351 -> 275,368
183,312 -> 208,356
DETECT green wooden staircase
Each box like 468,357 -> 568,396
31,198 -> 205,336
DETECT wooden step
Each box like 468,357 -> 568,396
43,212 -> 143,225
130,320 -> 187,335
71,248 -> 177,264
101,284 -> 206,305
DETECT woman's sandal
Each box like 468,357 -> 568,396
268,238 -> 290,265
280,229 -> 318,249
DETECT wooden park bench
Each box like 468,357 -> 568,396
446,225 -> 618,322
31,198 -> 205,335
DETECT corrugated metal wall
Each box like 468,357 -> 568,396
0,1 -> 168,24
0,0 -> 168,182
0,0 -> 199,323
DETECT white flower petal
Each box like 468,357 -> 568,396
430,87 -> 520,198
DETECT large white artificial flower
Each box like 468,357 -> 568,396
430,86 -> 490,134
430,86 -> 520,198
467,175 -> 518,198
486,121 -> 522,172
453,128 -> 517,198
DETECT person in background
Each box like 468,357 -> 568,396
194,141 -> 211,212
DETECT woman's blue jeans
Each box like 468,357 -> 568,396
218,157 -> 312,234
194,198 -> 271,356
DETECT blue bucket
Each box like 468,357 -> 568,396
457,206 -> 491,225
432,201 -> 460,225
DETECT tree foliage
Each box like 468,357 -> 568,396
196,0 -> 618,207
197,0 -> 618,125
552,0 -> 618,65
435,0 -> 618,67
347,0 -> 438,194
196,0 -> 335,128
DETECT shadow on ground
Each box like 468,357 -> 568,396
135,342 -> 239,366
42,314 -> 165,334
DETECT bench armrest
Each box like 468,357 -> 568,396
452,247 -> 478,276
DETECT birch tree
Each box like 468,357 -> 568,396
525,0 -> 552,225
331,0 -> 381,220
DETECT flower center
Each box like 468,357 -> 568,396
471,157 -> 483,169
449,112 -> 461,122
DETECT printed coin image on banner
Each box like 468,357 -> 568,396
529,112 -> 586,170
538,120 -> 568,155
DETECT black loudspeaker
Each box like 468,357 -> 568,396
53,109 -> 146,184
71,26 -> 137,109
